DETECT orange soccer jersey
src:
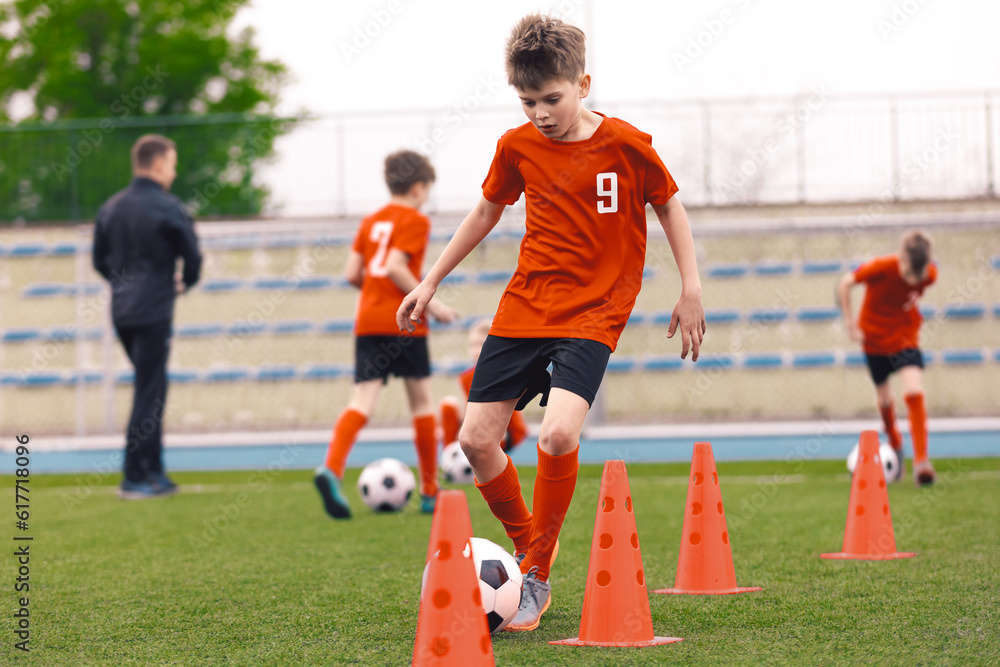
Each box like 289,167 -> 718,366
481,113 -> 678,351
352,203 -> 430,337
854,255 -> 937,355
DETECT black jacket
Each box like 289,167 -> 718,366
92,177 -> 202,326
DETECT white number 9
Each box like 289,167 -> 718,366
596,172 -> 618,214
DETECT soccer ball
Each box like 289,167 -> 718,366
846,441 -> 899,481
441,441 -> 475,484
422,537 -> 523,634
357,458 -> 415,512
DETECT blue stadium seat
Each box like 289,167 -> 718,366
797,307 -> 840,322
707,263 -> 748,278
605,357 -> 637,373
270,320 -> 314,335
256,365 -> 298,381
310,235 -> 351,248
264,235 -> 305,249
844,351 -> 867,367
942,303 -> 986,319
992,256 -> 1000,270
8,244 -> 46,257
2,328 -> 43,343
698,354 -> 735,369
742,353 -> 784,369
295,276 -> 335,290
116,370 -> 135,384
642,267 -> 656,280
23,372 -> 63,387
919,305 -> 936,319
995,349 -> 1000,363
67,283 -> 103,296
66,370 -> 104,385
476,270 -> 513,285
201,278 -> 245,292
641,355 -> 684,371
754,262 -> 794,276
168,369 -> 200,383
650,310 -> 674,325
176,323 -> 226,338
252,277 -> 297,290
226,321 -> 267,337
705,309 -> 740,324
802,260 -> 842,274
792,351 -> 837,368
204,367 -> 250,382
940,349 -> 986,365
627,312 -> 647,326
302,364 -> 350,380
994,303 -> 1000,318
922,350 -> 935,364
439,273 -> 470,286
0,372 -> 22,386
22,283 -> 67,298
320,319 -> 354,334
50,243 -> 80,256
81,327 -> 104,340
748,308 -> 790,324
46,326 -> 79,342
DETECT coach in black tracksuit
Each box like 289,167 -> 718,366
92,134 -> 201,499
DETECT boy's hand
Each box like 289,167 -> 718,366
397,282 -> 437,333
847,324 -> 865,344
667,291 -> 706,361
428,300 -> 459,324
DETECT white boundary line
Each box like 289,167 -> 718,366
12,417 -> 1000,453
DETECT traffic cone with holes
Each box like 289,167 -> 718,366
551,460 -> 682,648
654,442 -> 762,595
413,490 -> 494,666
821,430 -> 915,560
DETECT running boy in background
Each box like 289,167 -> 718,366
838,231 -> 937,486
398,14 -> 705,631
315,150 -> 458,519
440,318 -> 528,452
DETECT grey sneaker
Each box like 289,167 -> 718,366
314,466 -> 351,519
505,567 -> 551,632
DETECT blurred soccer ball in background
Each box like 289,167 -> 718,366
357,458 -> 416,511
441,441 -> 475,484
846,441 -> 899,481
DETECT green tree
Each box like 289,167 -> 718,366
0,0 -> 295,221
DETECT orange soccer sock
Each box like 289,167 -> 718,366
413,414 -> 438,497
440,400 -> 461,445
904,392 -> 929,463
502,410 -> 528,452
324,408 -> 367,477
476,455 -> 533,554
522,445 -> 579,582
878,402 -> 903,451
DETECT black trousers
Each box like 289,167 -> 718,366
115,320 -> 172,482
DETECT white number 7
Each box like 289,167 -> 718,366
368,221 -> 394,277
596,172 -> 618,213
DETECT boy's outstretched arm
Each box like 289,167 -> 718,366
652,198 -> 706,361
344,250 -> 364,288
836,272 -> 864,343
397,197 -> 506,332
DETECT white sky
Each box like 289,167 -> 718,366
235,0 -> 1000,116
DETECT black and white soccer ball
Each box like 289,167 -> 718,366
846,441 -> 899,481
357,458 -> 415,512
422,536 -> 523,633
440,441 -> 475,484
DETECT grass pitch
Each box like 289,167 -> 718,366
13,457 -> 1000,665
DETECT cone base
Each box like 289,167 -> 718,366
820,551 -> 916,560
550,636 -> 683,648
653,586 -> 762,595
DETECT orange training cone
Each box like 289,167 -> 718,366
413,490 -> 494,666
821,430 -> 915,561
551,460 -> 682,648
654,442 -> 762,595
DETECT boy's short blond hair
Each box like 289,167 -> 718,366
505,14 -> 585,90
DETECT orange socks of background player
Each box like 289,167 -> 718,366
440,400 -> 461,445
476,455 -> 533,554
324,407 -> 367,477
904,393 -> 929,463
413,414 -> 438,497
502,411 -> 528,452
522,445 -> 579,582
878,402 -> 903,451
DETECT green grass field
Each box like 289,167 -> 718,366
10,457 -> 999,665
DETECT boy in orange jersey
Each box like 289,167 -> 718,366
440,318 -> 528,452
838,231 -> 937,486
398,15 -> 705,631
315,150 -> 458,519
